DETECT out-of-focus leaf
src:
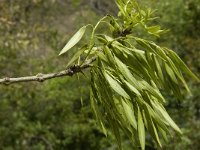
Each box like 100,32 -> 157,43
147,25 -> 168,36
147,25 -> 161,36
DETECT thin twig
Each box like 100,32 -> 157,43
0,57 -> 96,85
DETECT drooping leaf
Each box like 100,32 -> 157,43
137,105 -> 145,150
167,58 -> 191,94
164,63 -> 178,84
151,100 -> 182,134
114,56 -> 142,91
104,71 -> 130,99
66,45 -> 87,67
122,99 -> 137,129
124,80 -> 141,97
151,54 -> 164,84
166,48 -> 199,81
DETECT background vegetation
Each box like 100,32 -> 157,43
0,0 -> 199,149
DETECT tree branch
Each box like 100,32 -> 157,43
0,57 -> 96,85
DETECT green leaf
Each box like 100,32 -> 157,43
116,0 -> 126,16
151,54 -> 164,83
137,105 -> 145,150
59,26 -> 87,55
97,52 -> 109,63
151,100 -> 182,134
124,80 -> 141,97
151,119 -> 162,148
66,45 -> 87,67
135,38 -> 156,54
114,56 -> 142,91
167,49 -> 199,81
157,126 -> 169,143
141,98 -> 169,131
148,42 -> 168,60
167,58 -> 191,94
122,100 -> 137,129
104,71 -> 130,99
144,104 -> 163,148
140,79 -> 165,103
147,25 -> 167,36
90,92 -> 107,136
147,25 -> 160,33
164,63 -> 178,84
90,71 -> 108,136
103,46 -> 116,68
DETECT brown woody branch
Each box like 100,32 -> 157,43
0,57 -> 96,85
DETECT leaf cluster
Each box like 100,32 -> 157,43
59,0 -> 199,149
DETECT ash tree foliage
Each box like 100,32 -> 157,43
0,0 -> 199,150
58,0 -> 199,149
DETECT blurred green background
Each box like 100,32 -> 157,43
0,0 -> 199,149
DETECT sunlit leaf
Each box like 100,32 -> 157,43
59,26 -> 87,55
122,99 -> 137,129
104,71 -> 130,99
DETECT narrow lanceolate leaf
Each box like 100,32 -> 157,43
90,92 -> 107,136
157,126 -> 169,143
152,54 -> 164,83
124,80 -> 141,97
122,100 -> 137,129
59,26 -> 87,55
167,58 -> 191,94
137,105 -> 145,150
151,100 -> 182,134
151,120 -> 162,148
114,56 -> 142,91
66,45 -> 87,67
135,38 -> 156,54
164,63 -> 178,84
104,71 -> 130,99
166,48 -> 199,81
90,71 -> 108,136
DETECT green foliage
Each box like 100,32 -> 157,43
0,0 -> 199,149
59,25 -> 88,55
59,0 -> 199,149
